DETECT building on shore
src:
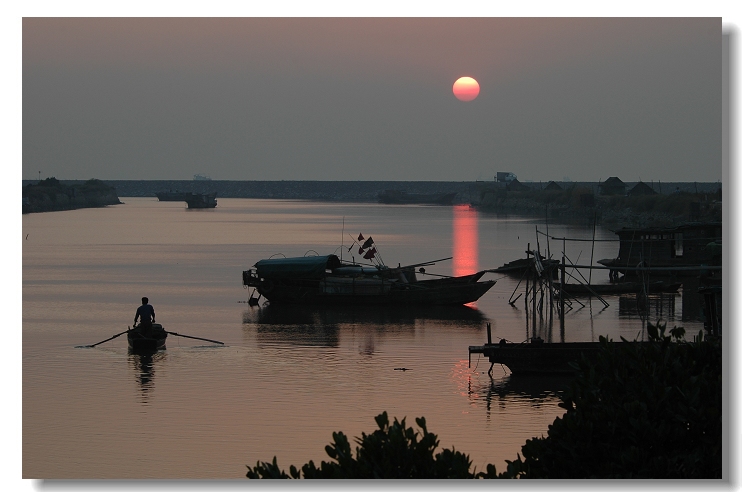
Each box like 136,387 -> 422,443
599,177 -> 626,196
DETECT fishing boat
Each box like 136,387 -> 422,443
185,192 -> 217,209
242,254 -> 496,306
127,323 -> 167,351
554,280 -> 681,296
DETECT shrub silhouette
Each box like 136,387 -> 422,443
500,324 -> 722,479
246,412 -> 484,479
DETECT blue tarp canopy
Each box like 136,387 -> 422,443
255,255 -> 341,279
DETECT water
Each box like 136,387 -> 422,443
22,198 -> 701,479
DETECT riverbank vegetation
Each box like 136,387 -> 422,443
477,186 -> 722,229
22,177 -> 121,213
245,322 -> 722,479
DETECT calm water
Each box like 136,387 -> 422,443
22,198 -> 702,479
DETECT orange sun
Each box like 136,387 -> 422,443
452,76 -> 480,102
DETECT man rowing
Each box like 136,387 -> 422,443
134,297 -> 156,336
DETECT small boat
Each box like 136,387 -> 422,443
185,192 -> 217,209
469,339 -> 606,375
127,323 -> 167,351
243,254 -> 495,306
378,190 -> 457,205
493,256 -> 560,275
554,281 -> 681,296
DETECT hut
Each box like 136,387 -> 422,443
597,222 -> 722,274
599,177 -> 626,196
628,181 -> 657,196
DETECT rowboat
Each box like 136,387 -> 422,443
127,323 -> 167,351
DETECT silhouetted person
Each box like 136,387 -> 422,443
134,297 -> 156,335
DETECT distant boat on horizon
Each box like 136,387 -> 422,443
185,192 -> 217,209
193,174 -> 212,181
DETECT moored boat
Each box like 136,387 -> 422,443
128,323 -> 167,351
185,192 -> 217,209
242,254 -> 495,306
493,256 -> 560,275
469,339 -> 605,375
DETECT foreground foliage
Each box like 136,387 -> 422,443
501,324 -> 722,479
246,322 -> 722,479
246,412 -> 485,478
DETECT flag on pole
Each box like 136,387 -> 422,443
363,247 -> 377,259
361,237 -> 374,249
358,233 -> 364,242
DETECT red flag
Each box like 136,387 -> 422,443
361,237 -> 374,249
363,247 -> 377,259
358,233 -> 364,241
359,246 -> 364,255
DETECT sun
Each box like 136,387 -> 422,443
453,76 -> 480,102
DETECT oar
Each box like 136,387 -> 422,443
78,328 -> 130,348
165,331 -> 224,345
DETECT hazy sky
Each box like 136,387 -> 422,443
22,17 -> 722,182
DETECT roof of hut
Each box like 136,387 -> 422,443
628,181 -> 657,196
506,178 -> 530,191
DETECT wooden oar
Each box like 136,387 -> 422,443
165,331 -> 224,345
79,328 -> 130,348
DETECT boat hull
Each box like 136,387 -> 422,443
254,278 -> 495,305
470,342 -> 607,375
127,325 -> 167,352
185,192 -> 217,209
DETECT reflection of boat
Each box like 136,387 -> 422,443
243,303 -> 487,327
469,339 -> 605,375
554,281 -> 681,296
127,324 -> 167,351
242,254 -> 495,305
485,373 -> 572,400
155,191 -> 188,201
378,190 -> 457,205
185,192 -> 217,209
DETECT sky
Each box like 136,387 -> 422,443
21,16 -> 724,183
